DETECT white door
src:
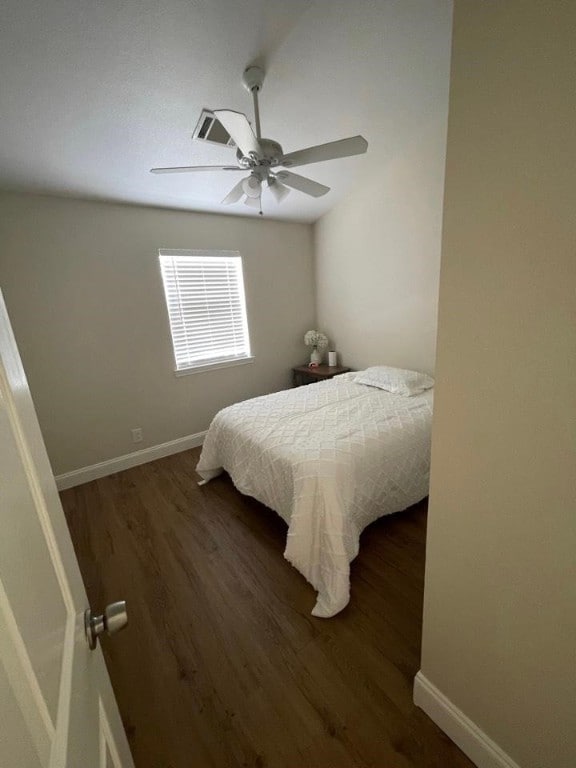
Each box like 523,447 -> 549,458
0,292 -> 134,768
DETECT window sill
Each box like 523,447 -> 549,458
175,356 -> 255,377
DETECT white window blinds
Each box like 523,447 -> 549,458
159,250 -> 252,373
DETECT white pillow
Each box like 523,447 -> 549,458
355,366 -> 434,396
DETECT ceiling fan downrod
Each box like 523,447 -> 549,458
252,89 -> 261,139
242,66 -> 264,140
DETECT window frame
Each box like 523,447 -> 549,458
158,249 -> 254,376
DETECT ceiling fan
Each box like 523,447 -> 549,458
150,66 -> 368,215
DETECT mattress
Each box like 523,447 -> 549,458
196,372 -> 433,617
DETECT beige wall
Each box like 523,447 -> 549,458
0,193 -> 314,475
313,0 -> 453,374
420,2 -> 576,767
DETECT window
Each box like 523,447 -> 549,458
159,249 -> 252,374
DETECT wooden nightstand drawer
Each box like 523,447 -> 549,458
292,364 -> 351,387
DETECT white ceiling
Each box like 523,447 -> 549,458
0,0 -> 423,222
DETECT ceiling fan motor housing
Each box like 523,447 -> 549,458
236,138 -> 283,168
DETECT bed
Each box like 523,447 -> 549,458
196,370 -> 433,617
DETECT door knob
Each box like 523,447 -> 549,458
84,601 -> 128,650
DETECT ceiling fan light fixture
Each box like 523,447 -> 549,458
242,175 -> 261,198
268,178 -> 290,204
221,178 -> 245,205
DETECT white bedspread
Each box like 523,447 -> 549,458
196,373 -> 433,617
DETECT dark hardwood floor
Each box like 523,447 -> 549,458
61,448 -> 472,768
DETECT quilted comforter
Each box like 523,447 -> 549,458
196,373 -> 433,617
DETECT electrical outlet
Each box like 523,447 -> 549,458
131,428 -> 143,444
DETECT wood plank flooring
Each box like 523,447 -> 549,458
61,448 -> 472,768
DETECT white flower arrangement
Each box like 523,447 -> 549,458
304,330 -> 329,350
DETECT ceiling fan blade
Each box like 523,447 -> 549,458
221,179 -> 246,205
213,109 -> 261,157
267,177 -> 290,203
275,171 -> 330,198
280,135 -> 368,168
150,165 -> 243,174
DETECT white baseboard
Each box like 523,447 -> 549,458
55,430 -> 207,491
413,672 -> 521,768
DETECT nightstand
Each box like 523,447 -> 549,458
292,364 -> 351,387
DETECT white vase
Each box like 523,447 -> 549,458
310,347 -> 322,365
